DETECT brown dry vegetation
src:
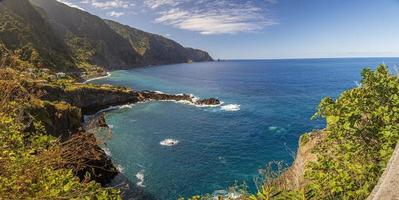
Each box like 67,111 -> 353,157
0,53 -> 120,199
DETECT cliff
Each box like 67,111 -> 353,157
104,20 -> 213,66
24,99 -> 82,139
31,83 -> 140,114
275,131 -> 327,190
0,0 -> 213,76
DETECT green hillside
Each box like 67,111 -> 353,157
0,0 -> 213,77
0,0 -> 77,72
30,0 -> 142,71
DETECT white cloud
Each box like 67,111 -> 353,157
81,0 -> 131,9
57,0 -> 86,10
107,11 -> 125,17
144,0 -> 184,9
152,1 -> 276,35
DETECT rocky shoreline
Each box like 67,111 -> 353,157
137,91 -> 221,106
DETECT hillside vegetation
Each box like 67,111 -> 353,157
0,0 -> 213,79
0,0 -> 76,72
0,56 -> 121,199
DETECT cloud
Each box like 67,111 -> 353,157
143,0 -> 184,9
107,11 -> 125,17
151,1 -> 277,35
80,0 -> 131,9
57,0 -> 86,10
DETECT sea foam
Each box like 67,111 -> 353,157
160,139 -> 179,146
119,104 -> 134,109
102,147 -> 112,156
136,170 -> 145,187
116,164 -> 124,173
220,104 -> 240,112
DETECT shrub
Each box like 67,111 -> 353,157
305,65 -> 399,199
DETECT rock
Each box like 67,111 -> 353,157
197,98 -> 220,105
97,113 -> 108,128
60,132 -> 118,185
138,91 -> 192,102
138,91 -> 221,106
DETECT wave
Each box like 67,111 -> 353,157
154,90 -> 165,94
136,170 -> 145,187
268,126 -> 286,133
102,147 -> 112,156
116,164 -> 124,173
220,104 -> 240,112
119,104 -> 134,109
160,139 -> 179,146
212,190 -> 241,199
83,72 -> 111,83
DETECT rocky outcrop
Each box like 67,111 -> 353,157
137,91 -> 221,106
32,84 -> 140,115
60,132 -> 118,185
97,113 -> 108,128
197,98 -> 221,105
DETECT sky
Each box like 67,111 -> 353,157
57,0 -> 399,59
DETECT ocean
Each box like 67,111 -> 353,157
89,58 -> 399,199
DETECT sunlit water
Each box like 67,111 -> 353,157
90,58 -> 399,199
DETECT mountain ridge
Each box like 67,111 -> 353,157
0,0 -> 213,76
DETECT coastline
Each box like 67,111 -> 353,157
82,72 -> 112,84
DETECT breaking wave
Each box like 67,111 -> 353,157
220,104 -> 240,112
160,139 -> 179,146
136,170 -> 145,187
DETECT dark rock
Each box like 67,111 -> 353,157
196,98 -> 221,105
61,132 -> 118,185
137,91 -> 221,106
97,113 -> 108,128
138,91 -> 192,102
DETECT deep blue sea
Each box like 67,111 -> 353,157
90,58 -> 399,200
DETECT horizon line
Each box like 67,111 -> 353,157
217,56 -> 399,61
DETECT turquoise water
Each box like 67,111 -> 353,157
91,58 -> 399,199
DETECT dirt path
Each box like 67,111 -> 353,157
368,143 -> 399,200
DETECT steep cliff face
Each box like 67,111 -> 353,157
30,0 -> 142,70
276,131 -> 327,190
24,99 -> 82,139
104,20 -> 213,65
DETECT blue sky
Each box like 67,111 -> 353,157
57,0 -> 399,59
